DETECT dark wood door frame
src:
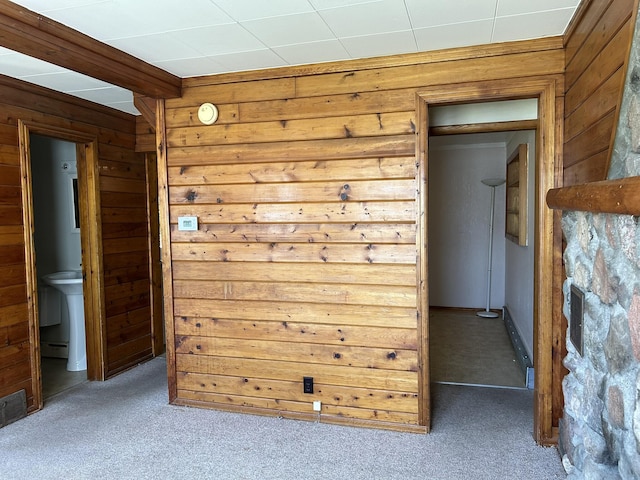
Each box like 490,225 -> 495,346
18,120 -> 106,411
416,77 -> 562,444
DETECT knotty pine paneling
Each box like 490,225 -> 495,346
99,141 -> 152,376
0,75 -> 154,410
163,37 -> 565,430
563,0 -> 638,185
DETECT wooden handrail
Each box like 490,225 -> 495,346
546,176 -> 640,215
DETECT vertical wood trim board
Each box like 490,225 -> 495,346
163,39 -> 564,432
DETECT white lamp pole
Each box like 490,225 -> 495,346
477,178 -> 505,318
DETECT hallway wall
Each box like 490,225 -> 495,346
428,142 -> 506,309
504,130 -> 536,359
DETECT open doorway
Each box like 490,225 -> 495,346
428,127 -> 536,390
30,134 -> 88,399
415,78 -> 560,443
19,121 -> 105,411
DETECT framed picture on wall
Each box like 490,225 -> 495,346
505,143 -> 528,246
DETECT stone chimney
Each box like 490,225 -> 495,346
559,12 -> 640,479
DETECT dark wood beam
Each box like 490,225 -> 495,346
133,94 -> 156,132
546,177 -> 640,215
0,0 -> 181,99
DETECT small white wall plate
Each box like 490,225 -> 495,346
197,102 -> 219,125
178,216 -> 198,231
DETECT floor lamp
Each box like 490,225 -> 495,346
477,178 -> 505,318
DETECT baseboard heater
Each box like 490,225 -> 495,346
41,341 -> 68,359
504,307 -> 534,389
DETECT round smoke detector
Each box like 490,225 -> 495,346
197,102 -> 219,125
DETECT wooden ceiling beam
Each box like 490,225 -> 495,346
0,0 -> 181,99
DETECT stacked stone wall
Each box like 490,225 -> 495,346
560,12 -> 640,479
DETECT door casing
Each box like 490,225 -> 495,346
19,120 -> 106,411
415,77 -> 561,444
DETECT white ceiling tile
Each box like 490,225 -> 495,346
0,53 -> 66,77
20,71 -> 111,91
41,2 -> 143,40
110,0 -> 234,32
319,0 -> 411,37
341,30 -> 417,59
154,57 -> 226,77
41,0 -> 234,41
207,49 -> 288,73
414,20 -> 494,51
496,0 -> 580,16
9,0 -> 106,12
212,0 -> 314,21
241,12 -> 334,47
175,24 -> 267,57
405,0 -> 497,29
309,0 -> 380,9
105,101 -> 140,115
69,86 -> 132,104
109,33 -> 204,63
493,8 -> 576,43
273,39 -> 350,65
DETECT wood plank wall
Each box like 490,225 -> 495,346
0,76 -> 152,411
101,142 -> 154,376
564,0 -> 638,185
163,38 -> 565,430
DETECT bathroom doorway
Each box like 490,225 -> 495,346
19,121 -> 105,411
30,134 -> 87,399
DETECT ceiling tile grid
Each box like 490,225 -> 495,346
2,0 -> 581,113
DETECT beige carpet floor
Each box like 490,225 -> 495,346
430,308 -> 526,388
0,356 -> 565,479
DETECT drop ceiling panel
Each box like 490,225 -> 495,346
341,30 -> 417,58
273,40 -> 350,66
212,0 -> 315,21
318,0 -> 412,37
241,12 -> 335,47
496,0 -> 581,16
174,24 -> 268,57
492,8 -> 577,43
405,0 -> 498,29
414,20 -> 494,51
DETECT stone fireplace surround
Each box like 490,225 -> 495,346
558,12 -> 640,479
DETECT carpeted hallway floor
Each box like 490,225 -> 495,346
0,356 -> 565,479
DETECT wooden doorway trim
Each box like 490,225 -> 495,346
145,152 -> 164,356
416,77 -> 561,444
19,120 -> 106,410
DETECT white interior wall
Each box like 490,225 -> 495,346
31,134 -> 81,343
430,99 -> 538,126
428,142 -> 506,309
504,130 -> 536,359
31,134 -> 80,274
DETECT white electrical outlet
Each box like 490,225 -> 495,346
313,401 -> 321,412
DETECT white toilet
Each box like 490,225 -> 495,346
42,271 -> 87,371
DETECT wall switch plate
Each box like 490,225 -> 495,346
178,216 -> 198,231
313,401 -> 321,412
303,376 -> 313,394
